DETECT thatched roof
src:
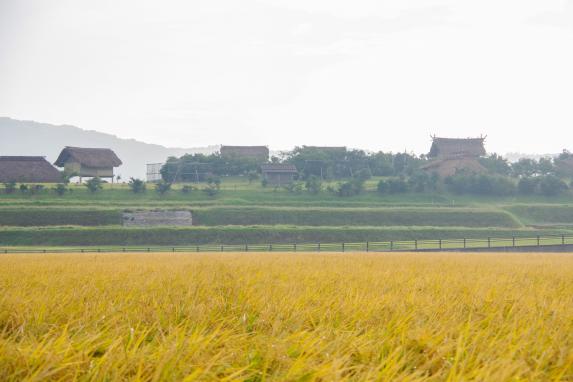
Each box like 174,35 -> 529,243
0,156 -> 62,183
221,146 -> 268,154
302,146 -> 347,151
54,147 -> 122,168
421,157 -> 487,178
428,137 -> 486,159
261,164 -> 298,173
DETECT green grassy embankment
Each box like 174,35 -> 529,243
192,207 -> 522,228
505,205 -> 573,226
0,226 -> 567,246
0,207 -> 522,228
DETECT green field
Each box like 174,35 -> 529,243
1,179 -> 572,247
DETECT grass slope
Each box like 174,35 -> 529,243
0,207 -> 521,228
0,226 -> 567,246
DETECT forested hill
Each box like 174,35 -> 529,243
0,117 -> 217,178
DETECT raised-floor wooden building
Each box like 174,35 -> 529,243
421,137 -> 487,177
54,147 -> 122,181
0,156 -> 62,183
261,164 -> 298,186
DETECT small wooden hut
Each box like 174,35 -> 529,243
220,146 -> 269,162
54,147 -> 122,181
421,137 -> 487,177
261,164 -> 298,186
0,156 -> 62,183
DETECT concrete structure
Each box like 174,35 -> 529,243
0,156 -> 62,183
122,210 -> 193,227
54,147 -> 122,180
261,164 -> 298,186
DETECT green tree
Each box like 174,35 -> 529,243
3,181 -> 16,194
203,177 -> 221,196
155,180 -> 172,195
85,177 -> 103,193
305,175 -> 322,194
54,184 -> 69,196
538,175 -> 568,196
128,178 -> 146,193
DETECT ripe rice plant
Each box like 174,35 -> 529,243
0,252 -> 572,380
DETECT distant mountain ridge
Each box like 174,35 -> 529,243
0,117 -> 218,178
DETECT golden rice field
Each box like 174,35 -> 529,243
1,252 -> 573,381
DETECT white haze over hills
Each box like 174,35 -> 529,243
0,117 -> 218,179
1,0 -> 573,155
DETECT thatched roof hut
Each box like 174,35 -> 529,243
0,156 -> 62,183
422,137 -> 487,177
421,157 -> 487,178
54,147 -> 122,179
220,146 -> 269,162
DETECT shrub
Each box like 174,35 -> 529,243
181,185 -> 194,194
538,175 -> 568,196
305,176 -> 322,194
19,184 -> 29,194
388,178 -> 409,194
261,178 -> 268,188
54,184 -> 68,196
3,181 -> 16,194
354,168 -> 372,182
337,177 -> 366,197
377,180 -> 390,194
247,171 -> 259,184
203,177 -> 221,197
517,177 -> 539,195
128,178 -> 146,194
85,177 -> 103,193
30,185 -> 45,195
408,172 -> 438,193
155,181 -> 172,195
445,173 -> 516,196
285,182 -> 303,194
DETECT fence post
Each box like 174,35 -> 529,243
463,238 -> 466,249
439,239 -> 442,250
390,241 -> 394,251
342,243 -> 345,252
269,244 -> 272,251
366,242 -> 369,252
512,237 -> 515,247
415,240 -> 418,251
172,247 -> 175,252
196,246 -> 199,252
294,243 -> 297,252
488,237 -> 491,248
537,235 -> 540,247
318,243 -> 321,252
245,244 -> 248,252
562,235 -> 566,246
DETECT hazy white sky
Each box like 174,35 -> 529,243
1,0 -> 573,154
